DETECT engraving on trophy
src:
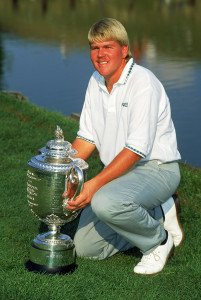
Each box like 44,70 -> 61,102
27,170 -> 39,207
27,183 -> 38,196
48,253 -> 63,259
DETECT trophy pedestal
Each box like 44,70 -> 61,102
25,228 -> 77,275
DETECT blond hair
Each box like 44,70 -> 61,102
88,18 -> 132,61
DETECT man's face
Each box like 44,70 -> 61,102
90,40 -> 128,82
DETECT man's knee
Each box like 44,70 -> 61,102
74,230 -> 105,260
91,189 -> 114,222
74,230 -> 94,258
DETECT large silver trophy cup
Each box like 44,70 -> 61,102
25,126 -> 88,274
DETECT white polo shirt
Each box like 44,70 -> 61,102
77,58 -> 181,166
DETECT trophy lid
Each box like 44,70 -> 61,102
28,126 -> 88,173
40,125 -> 77,158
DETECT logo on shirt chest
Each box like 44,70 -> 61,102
121,102 -> 128,107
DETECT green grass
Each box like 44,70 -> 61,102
0,92 -> 201,300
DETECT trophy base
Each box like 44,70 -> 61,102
25,231 -> 77,275
25,260 -> 77,275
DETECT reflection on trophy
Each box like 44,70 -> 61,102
25,126 -> 88,274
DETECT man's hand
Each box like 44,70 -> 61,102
64,179 -> 100,210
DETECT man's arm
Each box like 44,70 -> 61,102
66,147 -> 141,210
91,147 -> 141,187
72,137 -> 96,160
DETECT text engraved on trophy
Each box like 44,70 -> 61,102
48,253 -> 63,260
27,170 -> 39,206
27,170 -> 41,180
27,183 -> 38,195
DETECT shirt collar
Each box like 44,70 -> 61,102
118,58 -> 135,84
97,58 -> 135,91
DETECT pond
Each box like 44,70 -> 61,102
0,0 -> 201,168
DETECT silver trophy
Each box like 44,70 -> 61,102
25,126 -> 88,274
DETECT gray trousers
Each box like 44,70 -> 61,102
74,160 -> 180,258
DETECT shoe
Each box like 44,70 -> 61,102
162,196 -> 184,247
134,233 -> 174,275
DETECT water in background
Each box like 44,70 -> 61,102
0,0 -> 201,168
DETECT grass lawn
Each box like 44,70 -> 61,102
0,92 -> 201,300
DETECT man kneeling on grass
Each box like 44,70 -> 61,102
63,18 -> 184,275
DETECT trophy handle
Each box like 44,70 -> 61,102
68,165 -> 84,200
63,165 -> 84,213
